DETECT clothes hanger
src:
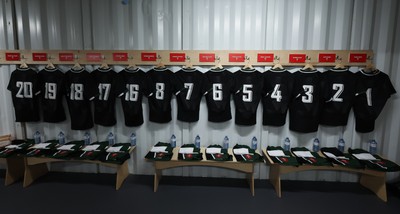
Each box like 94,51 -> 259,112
100,63 -> 109,69
333,58 -> 346,70
302,63 -> 315,71
125,61 -> 138,71
45,61 -> 55,69
183,59 -> 194,70
211,57 -> 224,70
242,57 -> 254,70
155,59 -> 165,69
19,61 -> 28,69
272,58 -> 284,70
363,60 -> 376,73
72,62 -> 82,70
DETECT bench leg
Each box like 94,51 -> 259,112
154,169 -> 162,192
269,165 -> 282,198
5,157 -> 25,186
23,162 -> 48,188
360,174 -> 387,202
115,161 -> 130,190
246,173 -> 255,196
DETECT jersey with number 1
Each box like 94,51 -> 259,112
7,68 -> 41,122
65,68 -> 98,130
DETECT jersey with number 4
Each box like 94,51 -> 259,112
353,70 -> 396,133
173,69 -> 205,122
92,68 -> 126,126
146,68 -> 175,123
204,70 -> 234,122
320,69 -> 357,126
65,69 -> 98,130
7,68 -> 41,122
289,70 -> 324,133
38,68 -> 67,122
262,70 -> 293,126
233,70 -> 264,126
119,69 -> 148,126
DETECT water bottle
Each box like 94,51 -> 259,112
130,133 -> 137,146
369,139 -> 377,155
195,135 -> 200,148
170,134 -> 176,148
223,136 -> 229,149
107,132 -> 115,146
338,138 -> 345,153
251,136 -> 257,150
34,131 -> 41,144
84,132 -> 91,145
283,137 -> 290,151
58,131 -> 65,145
312,138 -> 320,152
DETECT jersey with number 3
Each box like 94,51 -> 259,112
173,69 -> 205,122
233,70 -> 264,126
65,69 -> 97,130
7,68 -> 41,122
289,70 -> 324,133
353,70 -> 396,133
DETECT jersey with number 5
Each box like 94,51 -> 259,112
262,70 -> 293,126
353,70 -> 396,133
65,69 -> 98,130
289,70 -> 324,133
7,68 -> 41,122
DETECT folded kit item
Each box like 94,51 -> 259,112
177,144 -> 202,161
348,148 -> 400,172
320,147 -> 364,169
99,143 -> 131,164
51,140 -> 85,159
290,147 -> 332,166
145,142 -> 174,161
232,144 -> 263,162
24,140 -> 59,157
0,139 -> 35,158
266,146 -> 299,166
76,141 -> 109,160
205,145 -> 232,161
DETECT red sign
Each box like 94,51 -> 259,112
257,53 -> 274,62
141,52 -> 157,61
199,53 -> 215,62
229,53 -> 245,62
86,53 -> 102,62
59,53 -> 74,61
32,53 -> 47,61
318,53 -> 336,63
113,52 -> 128,61
5,53 -> 20,61
289,54 -> 306,63
349,53 -> 367,63
170,53 -> 186,62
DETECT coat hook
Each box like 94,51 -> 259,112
245,56 -> 250,61
157,54 -> 162,60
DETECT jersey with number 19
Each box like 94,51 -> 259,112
7,68 -> 41,122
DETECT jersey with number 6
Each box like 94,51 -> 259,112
173,69 -> 205,122
38,68 -> 67,122
92,68 -> 126,126
65,68 -> 98,130
353,70 -> 396,133
119,69 -> 148,126
320,69 -> 357,126
233,70 -> 264,126
289,70 -> 324,133
7,68 -> 41,122
262,69 -> 293,126
204,69 -> 234,122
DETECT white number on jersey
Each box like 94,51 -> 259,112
184,83 -> 194,100
16,81 -> 33,98
44,83 -> 57,100
125,84 -> 139,101
332,83 -> 344,102
271,84 -> 282,102
366,88 -> 372,106
301,85 -> 313,103
155,83 -> 165,100
213,83 -> 223,101
98,83 -> 111,101
70,83 -> 83,100
242,84 -> 253,102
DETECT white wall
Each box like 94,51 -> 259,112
0,0 -> 399,182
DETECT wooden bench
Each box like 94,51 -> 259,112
262,149 -> 388,202
0,134 -> 26,186
23,146 -> 135,190
151,147 -> 257,196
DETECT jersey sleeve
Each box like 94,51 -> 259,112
383,75 -> 396,98
7,70 -> 16,92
